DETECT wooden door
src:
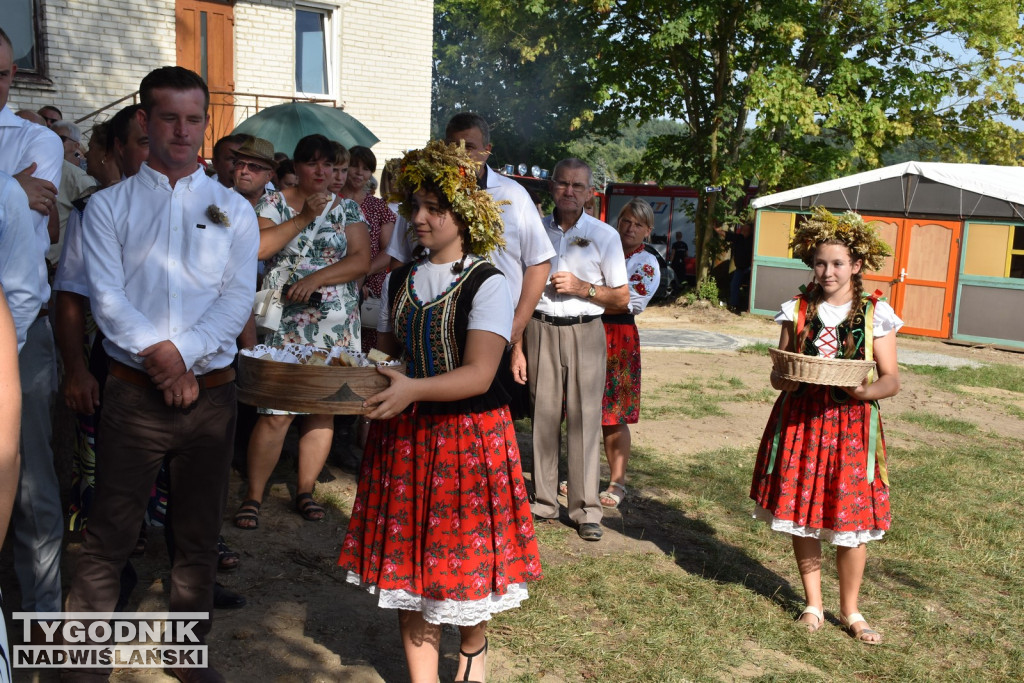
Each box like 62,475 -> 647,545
176,0 -> 235,158
891,218 -> 961,337
860,215 -> 901,307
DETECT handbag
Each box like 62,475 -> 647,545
359,294 -> 382,329
253,199 -> 334,336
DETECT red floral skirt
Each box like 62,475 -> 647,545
750,385 -> 890,544
602,321 -> 641,425
338,404 -> 542,624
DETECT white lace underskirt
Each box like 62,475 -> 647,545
753,506 -> 885,548
345,573 -> 530,626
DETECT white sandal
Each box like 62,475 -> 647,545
798,605 -> 824,633
841,612 -> 882,644
599,482 -> 627,508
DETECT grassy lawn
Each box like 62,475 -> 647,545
496,362 -> 1024,682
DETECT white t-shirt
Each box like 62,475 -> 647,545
776,298 -> 903,358
378,258 -> 513,342
385,167 -> 554,307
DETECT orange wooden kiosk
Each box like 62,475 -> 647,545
749,162 -> 1024,349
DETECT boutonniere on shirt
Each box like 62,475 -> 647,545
570,236 -> 591,247
206,204 -> 231,227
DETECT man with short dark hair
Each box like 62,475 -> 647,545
526,158 -> 628,542
108,103 -> 150,176
231,136 -> 276,206
211,132 -> 253,188
64,66 -> 257,682
0,24 -> 65,621
38,105 -> 62,127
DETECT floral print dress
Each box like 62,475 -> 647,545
257,190 -> 364,350
749,293 -> 902,547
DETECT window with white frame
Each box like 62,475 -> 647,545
7,0 -> 43,75
295,5 -> 332,96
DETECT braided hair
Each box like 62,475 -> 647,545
794,239 -> 867,357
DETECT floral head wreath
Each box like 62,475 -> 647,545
391,140 -> 507,257
791,206 -> 892,271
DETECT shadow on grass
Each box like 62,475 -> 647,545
607,487 -> 802,612
520,431 -> 803,613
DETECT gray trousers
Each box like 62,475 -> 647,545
13,316 -> 62,612
525,316 -> 605,525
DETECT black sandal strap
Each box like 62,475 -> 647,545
459,637 -> 488,682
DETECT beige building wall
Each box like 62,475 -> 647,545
337,0 -> 434,165
10,0 -> 433,165
8,0 -> 176,125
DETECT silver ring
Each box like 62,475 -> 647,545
174,394 -> 182,398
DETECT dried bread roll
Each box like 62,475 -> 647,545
330,350 -> 360,367
367,348 -> 393,364
306,350 -> 330,366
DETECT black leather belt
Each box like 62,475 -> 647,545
532,311 -> 600,326
601,313 -> 635,325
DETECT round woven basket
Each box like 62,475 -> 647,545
768,347 -> 875,387
237,354 -> 389,414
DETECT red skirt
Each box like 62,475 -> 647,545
602,321 -> 641,425
338,405 -> 542,624
750,385 -> 890,545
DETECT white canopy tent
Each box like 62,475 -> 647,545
750,162 -> 1024,220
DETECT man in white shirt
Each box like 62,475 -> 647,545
387,113 -> 554,407
526,158 -> 628,542
0,170 -> 40,351
0,25 -> 65,620
64,66 -> 257,683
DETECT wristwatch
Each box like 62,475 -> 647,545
587,284 -> 597,299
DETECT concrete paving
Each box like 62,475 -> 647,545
639,328 -> 984,368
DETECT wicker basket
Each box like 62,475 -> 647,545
237,354 -> 390,414
768,348 -> 875,387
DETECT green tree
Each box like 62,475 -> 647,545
436,0 -> 1024,279
431,0 -> 604,167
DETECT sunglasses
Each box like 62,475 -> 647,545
233,159 -> 273,173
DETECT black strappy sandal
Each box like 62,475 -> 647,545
459,637 -> 488,683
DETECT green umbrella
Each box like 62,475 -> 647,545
231,102 -> 379,157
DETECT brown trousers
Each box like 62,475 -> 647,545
65,374 -> 237,641
525,317 -> 606,525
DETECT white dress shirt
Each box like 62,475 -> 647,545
0,171 -> 45,351
385,166 -> 555,307
0,105 -> 63,305
536,211 -> 628,317
53,194 -> 92,296
83,163 -> 259,373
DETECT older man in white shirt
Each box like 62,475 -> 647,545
64,66 -> 257,683
0,25 -> 65,621
526,158 -> 628,542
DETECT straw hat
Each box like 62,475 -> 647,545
235,137 -> 277,168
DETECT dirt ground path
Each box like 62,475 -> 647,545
7,303 -> 1022,682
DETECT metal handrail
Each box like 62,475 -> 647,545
74,90 -> 337,126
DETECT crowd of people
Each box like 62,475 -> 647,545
1,27 -> 901,682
